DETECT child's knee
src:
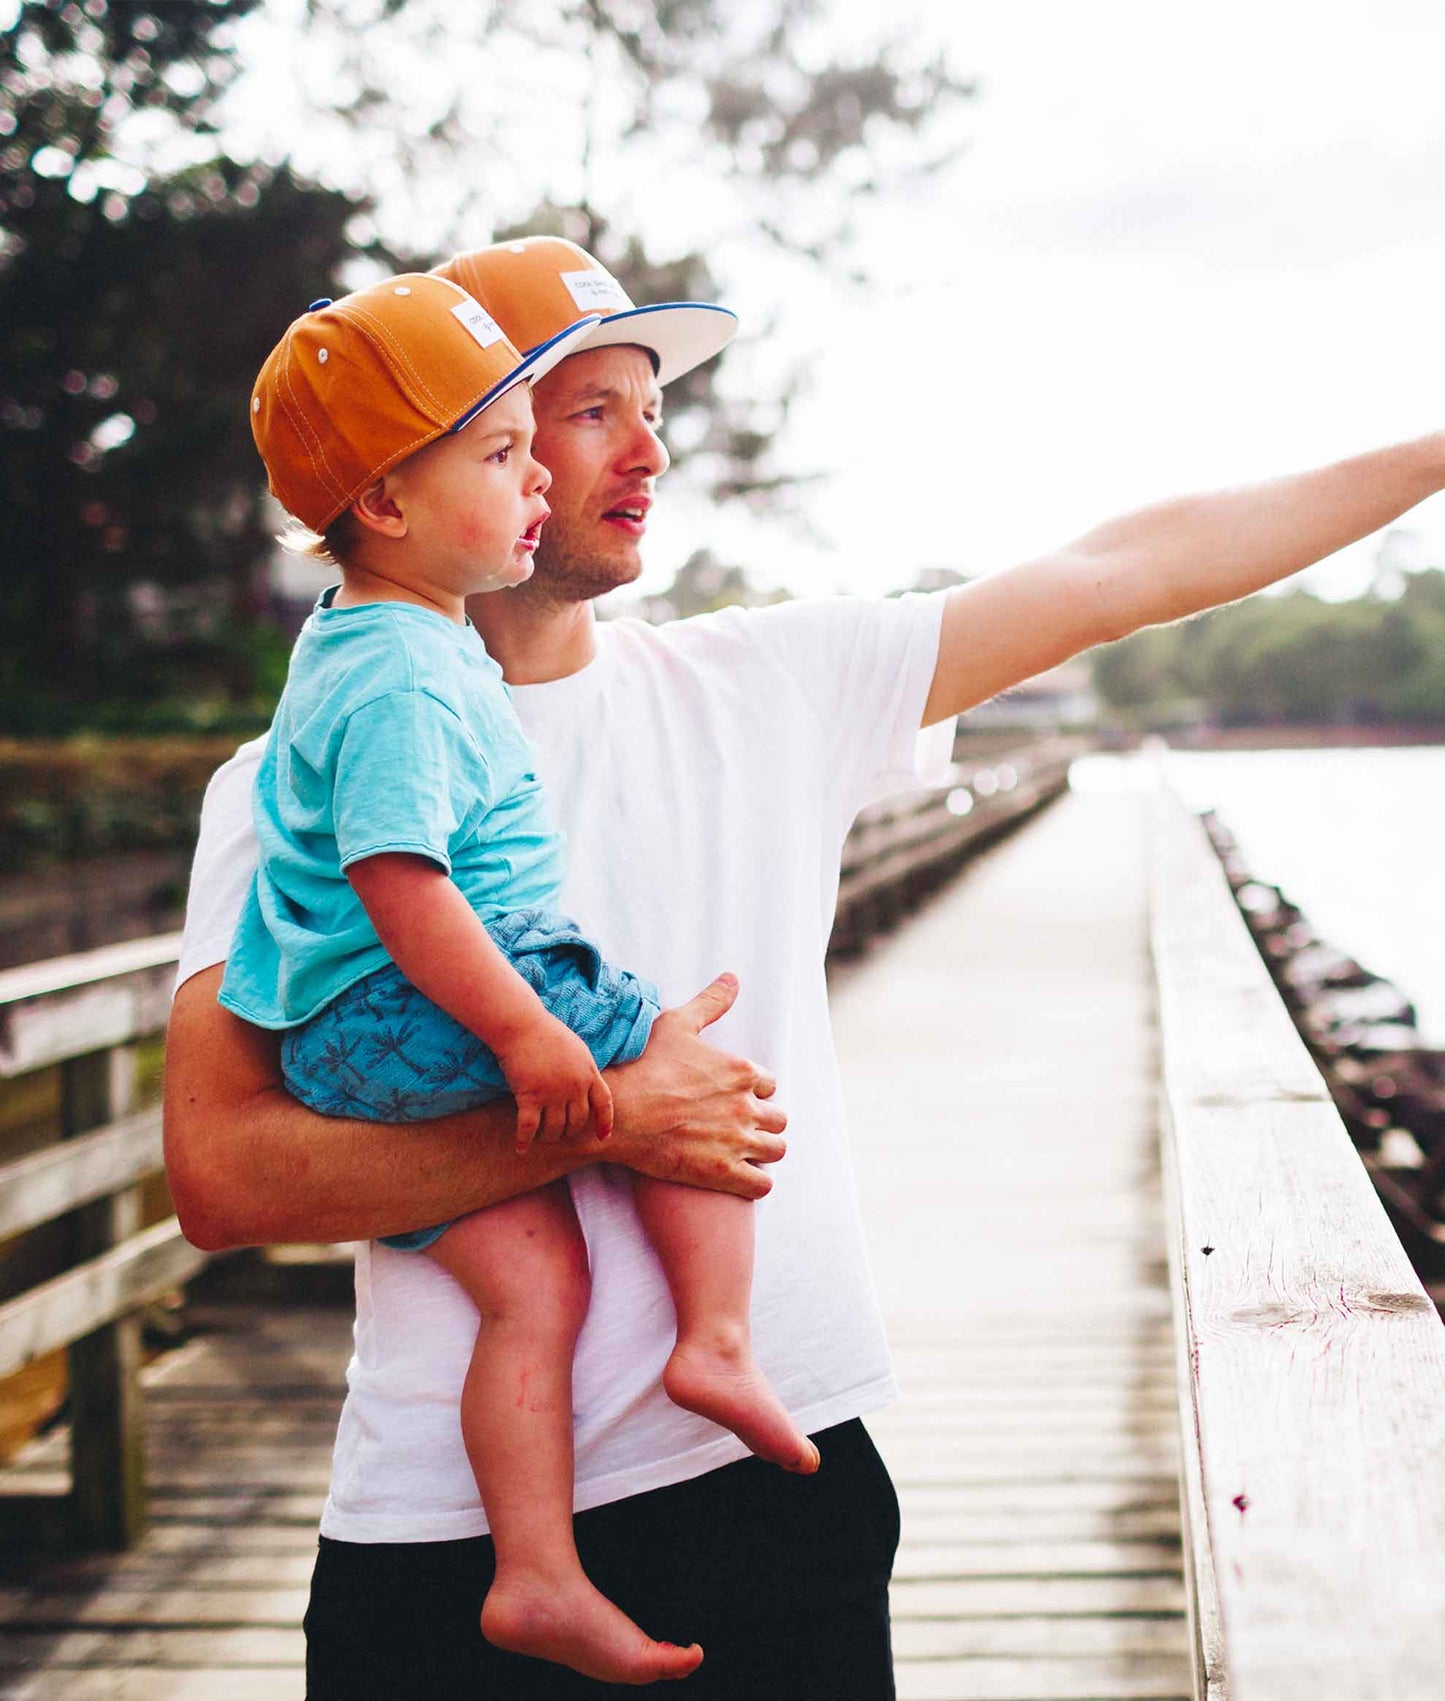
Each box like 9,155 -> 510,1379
461,1207 -> 590,1337
536,1220 -> 591,1336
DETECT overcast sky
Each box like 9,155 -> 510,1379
645,0 -> 1445,600
228,0 -> 1445,603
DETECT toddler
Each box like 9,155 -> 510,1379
220,274 -> 817,1685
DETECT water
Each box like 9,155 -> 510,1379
1157,747 -> 1445,1046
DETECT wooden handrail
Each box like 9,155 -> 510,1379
0,933 -> 180,1078
832,736 -> 1082,953
1148,780 -> 1445,1700
0,1219 -> 206,1382
0,1106 -> 163,1242
0,931 -> 184,1006
0,934 -> 184,1551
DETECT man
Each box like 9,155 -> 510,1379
164,236 -> 1445,1697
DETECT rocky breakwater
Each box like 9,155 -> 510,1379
1202,811 -> 1445,1286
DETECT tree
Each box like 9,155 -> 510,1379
1,0 -> 371,729
1090,570 -> 1445,730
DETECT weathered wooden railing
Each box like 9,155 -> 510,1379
831,733 -> 1084,957
1148,781 -> 1445,1700
0,932 -> 205,1552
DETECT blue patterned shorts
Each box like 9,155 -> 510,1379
281,908 -> 660,1252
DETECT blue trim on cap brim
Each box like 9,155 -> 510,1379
601,302 -> 738,332
519,301 -> 738,361
448,315 -> 602,433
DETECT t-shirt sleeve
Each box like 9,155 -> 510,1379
174,738 -> 265,993
331,690 -> 490,872
745,592 -> 954,818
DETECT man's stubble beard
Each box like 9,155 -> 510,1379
525,514 -> 643,608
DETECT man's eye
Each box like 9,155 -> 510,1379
575,406 -> 604,421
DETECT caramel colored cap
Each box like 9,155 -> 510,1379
434,237 -> 736,388
251,271 -> 599,532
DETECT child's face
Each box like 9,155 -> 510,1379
386,385 -> 552,596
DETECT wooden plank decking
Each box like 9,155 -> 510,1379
0,780 -> 1190,1700
0,1302 -> 342,1697
835,780 -> 1191,1700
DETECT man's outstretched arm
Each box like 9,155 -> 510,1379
164,967 -> 785,1251
922,431 -> 1445,723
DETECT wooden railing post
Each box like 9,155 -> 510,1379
62,1043 -> 146,1550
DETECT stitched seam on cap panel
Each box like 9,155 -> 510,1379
275,325 -> 349,514
320,422 -> 443,528
378,275 -> 497,414
278,358 -> 346,511
276,322 -> 342,497
348,303 -> 452,418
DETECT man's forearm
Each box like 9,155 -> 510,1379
164,975 -> 602,1248
1081,432 -> 1445,638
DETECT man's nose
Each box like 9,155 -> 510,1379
621,418 -> 670,479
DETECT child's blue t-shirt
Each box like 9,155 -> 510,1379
218,593 -> 565,1030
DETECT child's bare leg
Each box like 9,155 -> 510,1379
427,1185 -> 703,1684
632,1179 -> 820,1475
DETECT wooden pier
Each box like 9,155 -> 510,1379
838,781 -> 1190,1701
4,766 -> 1445,1698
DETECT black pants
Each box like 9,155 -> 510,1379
304,1418 -> 900,1699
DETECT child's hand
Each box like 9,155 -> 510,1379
497,1011 -> 614,1150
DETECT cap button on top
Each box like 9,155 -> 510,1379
317,348 -> 329,364
308,297 -> 333,312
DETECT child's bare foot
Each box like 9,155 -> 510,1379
482,1571 -> 703,1685
663,1330 -> 821,1474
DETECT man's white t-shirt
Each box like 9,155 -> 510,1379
177,593 -> 950,1541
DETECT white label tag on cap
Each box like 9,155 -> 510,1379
560,269 -> 631,313
451,298 -> 506,349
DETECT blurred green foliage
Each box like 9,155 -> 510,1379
0,734 -> 241,869
1093,569 -> 1445,728
1,1 -> 376,734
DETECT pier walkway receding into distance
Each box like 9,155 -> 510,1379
836,780 -> 1190,1701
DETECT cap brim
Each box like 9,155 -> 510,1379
575,303 -> 739,387
450,315 -> 603,432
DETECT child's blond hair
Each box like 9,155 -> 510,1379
280,510 -> 360,571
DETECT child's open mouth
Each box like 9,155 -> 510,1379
518,518 -> 546,553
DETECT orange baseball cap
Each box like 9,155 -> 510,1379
251,271 -> 600,532
433,237 -> 737,388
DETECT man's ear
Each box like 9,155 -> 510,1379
350,476 -> 406,540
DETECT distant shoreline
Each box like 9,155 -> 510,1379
1142,725 -> 1445,752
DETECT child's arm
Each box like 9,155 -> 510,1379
347,852 -> 613,1149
